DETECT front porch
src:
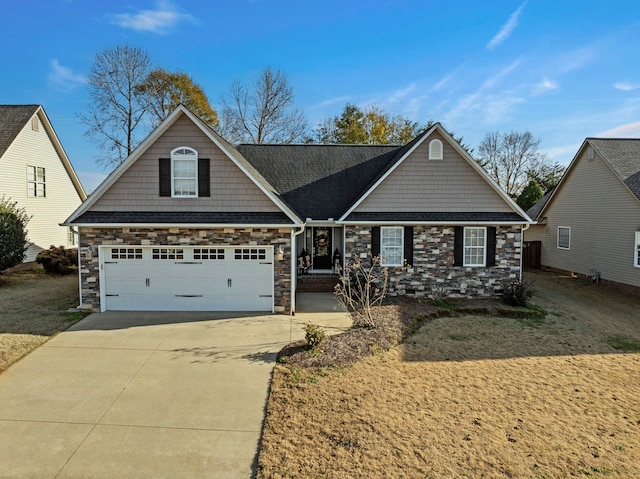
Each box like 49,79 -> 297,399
295,225 -> 343,292
297,270 -> 340,292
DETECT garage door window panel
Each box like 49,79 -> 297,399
235,248 -> 267,260
111,248 -> 143,260
194,248 -> 225,260
152,248 -> 184,260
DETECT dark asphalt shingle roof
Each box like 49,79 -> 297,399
344,212 -> 526,222
588,138 -> 640,200
237,144 -> 402,220
73,211 -> 294,225
0,105 -> 39,158
525,187 -> 555,221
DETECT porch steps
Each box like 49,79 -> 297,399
297,274 -> 340,292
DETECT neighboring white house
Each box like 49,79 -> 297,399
0,105 -> 86,262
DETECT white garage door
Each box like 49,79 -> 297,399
99,246 -> 274,312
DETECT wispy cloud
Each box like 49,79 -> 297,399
48,59 -> 86,91
614,82 -> 640,91
598,121 -> 640,138
443,60 -> 526,126
109,0 -> 199,35
487,2 -> 527,50
532,78 -> 558,95
387,83 -> 417,104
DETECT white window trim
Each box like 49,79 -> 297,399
26,165 -> 46,198
429,139 -> 443,160
171,146 -> 198,198
557,226 -> 571,250
380,226 -> 404,267
463,227 -> 486,267
634,232 -> 640,268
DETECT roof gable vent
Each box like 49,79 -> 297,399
429,139 -> 443,160
587,146 -> 595,161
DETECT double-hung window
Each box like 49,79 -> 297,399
464,227 -> 486,266
27,165 -> 46,197
557,226 -> 570,250
171,147 -> 198,197
635,232 -> 640,268
380,226 -> 403,266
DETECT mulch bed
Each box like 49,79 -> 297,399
278,297 -> 539,368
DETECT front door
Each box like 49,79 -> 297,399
313,228 -> 331,269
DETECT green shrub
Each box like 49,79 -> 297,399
502,280 -> 534,307
0,196 -> 30,272
304,323 -> 326,351
36,245 -> 78,275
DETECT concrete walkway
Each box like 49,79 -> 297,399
0,293 -> 350,479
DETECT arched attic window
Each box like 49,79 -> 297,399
171,146 -> 198,197
429,139 -> 443,160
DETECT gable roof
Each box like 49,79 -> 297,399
537,138 -> 640,218
66,105 -> 531,227
0,104 -> 86,201
338,123 -> 531,223
0,105 -> 39,158
65,105 -> 301,226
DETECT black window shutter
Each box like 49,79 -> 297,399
454,226 -> 463,266
404,226 -> 413,266
198,158 -> 210,197
371,226 -> 380,264
486,226 -> 496,267
159,158 -> 171,197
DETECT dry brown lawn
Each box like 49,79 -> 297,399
0,266 -> 82,372
258,272 -> 640,478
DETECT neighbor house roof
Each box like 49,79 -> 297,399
525,187 -> 555,221
0,104 -> 86,201
588,138 -> 640,200
0,105 -> 39,158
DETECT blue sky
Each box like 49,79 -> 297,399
2,0 -> 640,192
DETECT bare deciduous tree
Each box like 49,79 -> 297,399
476,130 -> 548,197
79,45 -> 151,169
220,67 -> 307,144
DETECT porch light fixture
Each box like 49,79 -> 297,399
276,245 -> 284,261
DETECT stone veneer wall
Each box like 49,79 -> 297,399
79,227 -> 292,312
344,225 -> 521,298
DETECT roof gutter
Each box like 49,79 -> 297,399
62,222 -> 303,228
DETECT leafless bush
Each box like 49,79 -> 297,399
334,256 -> 388,328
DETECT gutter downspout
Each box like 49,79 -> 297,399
76,228 -> 83,310
520,223 -> 531,282
291,226 -> 305,315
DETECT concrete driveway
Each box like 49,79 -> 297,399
0,293 -> 350,479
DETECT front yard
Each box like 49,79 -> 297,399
0,266 -> 83,372
258,272 -> 640,478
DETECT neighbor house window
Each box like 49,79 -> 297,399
558,226 -> 570,250
380,226 -> 403,266
429,139 -> 443,160
171,147 -> 198,197
635,232 -> 640,268
464,227 -> 486,266
27,165 -> 46,197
